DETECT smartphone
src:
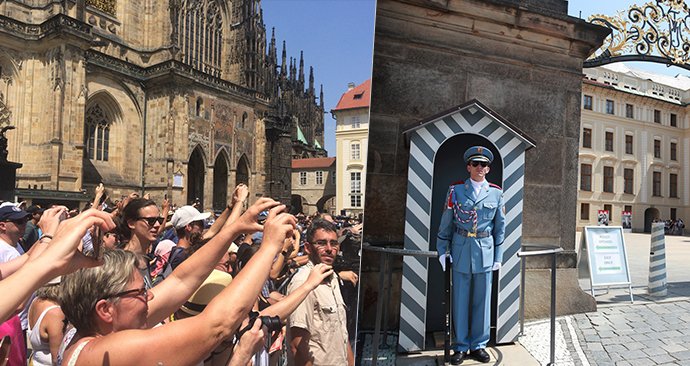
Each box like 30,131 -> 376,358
91,226 -> 103,260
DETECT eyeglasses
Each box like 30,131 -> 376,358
137,217 -> 164,226
470,161 -> 489,168
313,239 -> 340,248
104,287 -> 148,301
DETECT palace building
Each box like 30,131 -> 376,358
0,0 -> 325,210
579,63 -> 689,232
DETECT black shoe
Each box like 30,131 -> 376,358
470,348 -> 491,363
450,351 -> 465,365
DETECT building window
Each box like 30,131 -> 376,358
671,208 -> 677,220
654,109 -> 661,123
671,113 -> 677,127
351,142 -> 360,160
626,103 -> 634,118
605,131 -> 613,152
624,205 -> 632,213
196,97 -> 203,117
625,135 -> 633,154
332,173 -> 336,185
580,164 -> 592,191
654,139 -> 661,158
670,173 -> 678,198
581,203 -> 590,220
604,204 -> 612,221
299,171 -> 306,185
606,99 -> 614,114
178,0 -> 223,77
583,95 -> 593,110
653,172 -> 661,196
350,172 -> 362,208
352,116 -> 361,129
624,168 -> 634,194
85,104 -> 111,161
603,166 -> 614,193
241,112 -> 247,129
582,128 -> 592,148
316,171 -> 323,185
671,142 -> 677,161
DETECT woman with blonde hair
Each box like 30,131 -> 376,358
59,199 -> 298,366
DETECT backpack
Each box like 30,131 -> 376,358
152,246 -> 185,286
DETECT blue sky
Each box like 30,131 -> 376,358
261,0 -> 376,157
568,0 -> 690,77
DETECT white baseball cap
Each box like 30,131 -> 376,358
170,205 -> 211,229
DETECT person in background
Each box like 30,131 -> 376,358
21,205 -> 44,252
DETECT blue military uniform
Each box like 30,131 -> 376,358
436,146 -> 506,357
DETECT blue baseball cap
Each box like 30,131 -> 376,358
463,146 -> 493,164
0,205 -> 30,222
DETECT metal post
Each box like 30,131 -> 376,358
549,253 -> 557,366
381,256 -> 393,348
371,253 -> 387,366
519,256 -> 526,336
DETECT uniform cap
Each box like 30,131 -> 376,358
463,146 -> 493,164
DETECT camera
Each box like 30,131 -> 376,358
237,311 -> 282,338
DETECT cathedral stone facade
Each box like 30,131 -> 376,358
0,0 -> 325,210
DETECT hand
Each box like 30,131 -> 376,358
39,209 -> 116,276
94,183 -> 105,197
37,206 -> 68,236
161,197 -> 171,216
143,193 -> 150,200
492,262 -> 501,271
232,198 -> 281,234
305,263 -> 334,290
282,236 -> 295,252
338,270 -> 359,285
439,253 -> 452,272
262,207 -> 297,251
231,184 -> 249,206
234,317 -> 266,360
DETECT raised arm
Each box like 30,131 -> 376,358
203,184 -> 249,240
74,205 -> 296,366
261,263 -> 332,322
0,209 -> 113,322
147,198 -> 278,324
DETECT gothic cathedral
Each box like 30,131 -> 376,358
0,0 -> 326,210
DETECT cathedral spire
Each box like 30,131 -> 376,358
298,51 -> 305,90
281,40 -> 287,77
308,66 -> 314,95
320,84 -> 324,110
269,27 -> 277,64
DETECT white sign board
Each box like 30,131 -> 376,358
579,226 -> 633,302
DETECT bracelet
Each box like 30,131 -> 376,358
39,234 -> 53,242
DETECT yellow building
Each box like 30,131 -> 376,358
332,80 -> 370,217
579,64 -> 689,232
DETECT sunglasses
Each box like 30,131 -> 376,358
137,217 -> 164,226
470,161 -> 489,168
104,287 -> 148,300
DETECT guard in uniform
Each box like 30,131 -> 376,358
436,146 -> 506,364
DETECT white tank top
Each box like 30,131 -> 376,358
28,305 -> 60,366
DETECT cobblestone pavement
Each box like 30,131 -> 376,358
522,299 -> 690,366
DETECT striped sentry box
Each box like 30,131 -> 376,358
649,222 -> 667,297
399,100 -> 535,352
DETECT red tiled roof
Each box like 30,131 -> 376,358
332,79 -> 371,111
292,157 -> 336,169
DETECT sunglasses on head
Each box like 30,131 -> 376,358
137,217 -> 164,226
470,161 -> 489,168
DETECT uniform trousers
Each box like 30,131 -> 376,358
452,270 -> 492,352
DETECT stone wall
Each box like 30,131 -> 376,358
362,0 -> 609,328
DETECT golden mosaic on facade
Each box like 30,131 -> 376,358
86,0 -> 116,16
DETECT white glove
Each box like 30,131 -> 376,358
492,262 -> 502,271
439,253 -> 452,272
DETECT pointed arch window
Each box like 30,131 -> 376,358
85,104 -> 111,161
179,0 -> 223,77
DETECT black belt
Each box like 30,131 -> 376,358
455,227 -> 490,238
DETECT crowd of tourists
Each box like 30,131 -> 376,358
0,183 -> 361,366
